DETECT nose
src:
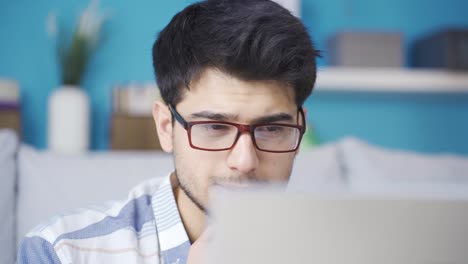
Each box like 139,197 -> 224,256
226,132 -> 259,176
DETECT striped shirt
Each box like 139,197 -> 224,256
17,174 -> 191,264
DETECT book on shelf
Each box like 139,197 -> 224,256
0,78 -> 21,135
110,83 -> 162,150
0,78 -> 20,108
112,83 -> 161,116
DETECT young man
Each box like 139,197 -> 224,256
17,0 -> 318,263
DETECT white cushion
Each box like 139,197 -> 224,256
16,145 -> 173,245
288,143 -> 346,192
0,129 -> 18,264
339,137 -> 468,192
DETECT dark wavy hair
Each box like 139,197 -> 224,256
152,0 -> 320,107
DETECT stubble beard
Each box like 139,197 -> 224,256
173,168 -> 208,214
172,145 -> 296,215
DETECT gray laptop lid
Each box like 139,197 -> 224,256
207,188 -> 468,264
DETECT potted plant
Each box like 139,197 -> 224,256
48,0 -> 107,153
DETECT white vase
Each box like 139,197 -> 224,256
48,85 -> 90,153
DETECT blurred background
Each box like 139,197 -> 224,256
1,0 -> 468,153
2,2 -> 468,263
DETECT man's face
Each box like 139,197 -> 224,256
168,68 -> 300,212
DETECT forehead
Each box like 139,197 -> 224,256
177,68 -> 296,117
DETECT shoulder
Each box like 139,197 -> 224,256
18,177 -> 166,263
17,236 -> 61,263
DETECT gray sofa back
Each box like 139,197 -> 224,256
16,146 -> 174,245
0,129 -> 18,264
3,127 -> 468,263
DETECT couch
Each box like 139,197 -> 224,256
2,128 -> 468,263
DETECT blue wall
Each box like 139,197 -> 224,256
306,92 -> 468,154
300,0 -> 468,154
303,0 -> 468,66
1,0 -> 468,154
0,0 -> 196,150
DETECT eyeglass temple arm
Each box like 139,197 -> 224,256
298,107 -> 306,134
168,104 -> 189,129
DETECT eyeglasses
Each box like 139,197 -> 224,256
168,104 -> 306,153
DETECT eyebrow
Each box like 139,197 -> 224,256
190,111 -> 294,124
252,113 -> 294,124
190,111 -> 238,121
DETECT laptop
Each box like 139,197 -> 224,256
206,184 -> 468,264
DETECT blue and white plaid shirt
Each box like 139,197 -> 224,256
17,174 -> 191,263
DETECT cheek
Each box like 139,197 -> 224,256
173,129 -> 222,188
174,126 -> 224,171
174,136 -> 218,177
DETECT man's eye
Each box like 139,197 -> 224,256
258,126 -> 284,133
205,124 -> 230,130
196,124 -> 234,135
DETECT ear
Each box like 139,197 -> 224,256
153,100 -> 173,153
302,107 -> 308,122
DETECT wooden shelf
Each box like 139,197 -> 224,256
315,67 -> 468,93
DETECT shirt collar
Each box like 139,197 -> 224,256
152,174 -> 190,263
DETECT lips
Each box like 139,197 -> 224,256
211,177 -> 271,191
215,181 -> 251,189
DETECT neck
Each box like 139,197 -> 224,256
171,173 -> 206,243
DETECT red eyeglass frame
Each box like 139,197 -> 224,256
168,105 -> 306,153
